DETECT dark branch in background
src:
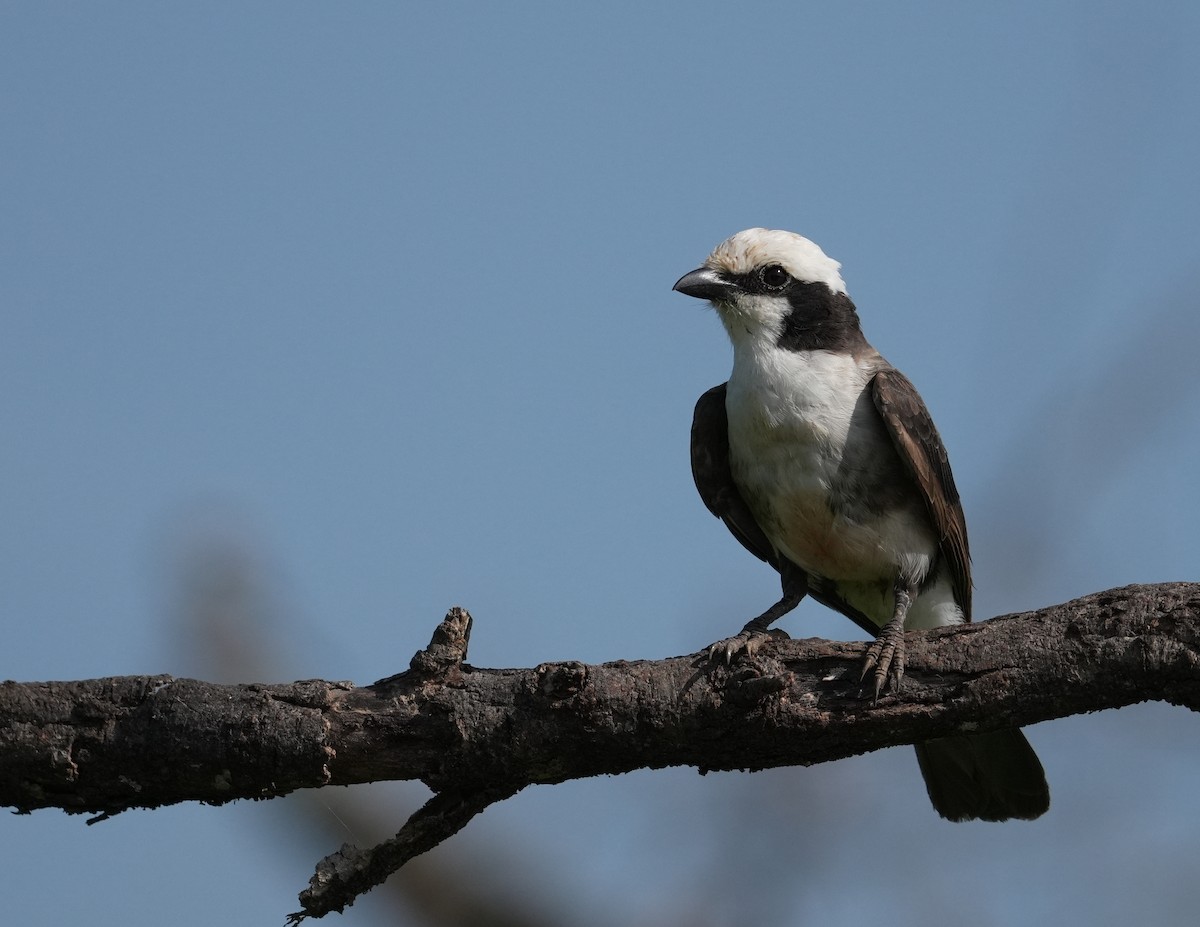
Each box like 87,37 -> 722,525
175,538 -> 565,927
2,583 -> 1199,921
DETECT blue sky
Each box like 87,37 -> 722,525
3,3 -> 1200,925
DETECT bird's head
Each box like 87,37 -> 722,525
673,228 -> 854,349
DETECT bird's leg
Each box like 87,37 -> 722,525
861,580 -> 918,700
704,568 -> 806,664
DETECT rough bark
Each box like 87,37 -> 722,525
2,582 -> 1198,919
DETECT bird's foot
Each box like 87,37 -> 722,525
860,618 -> 906,702
702,628 -> 790,665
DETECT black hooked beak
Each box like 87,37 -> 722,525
672,267 -> 741,302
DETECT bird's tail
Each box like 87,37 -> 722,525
914,729 -> 1049,822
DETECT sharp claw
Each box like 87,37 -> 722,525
701,628 -> 789,665
860,625 -> 906,702
703,638 -> 740,664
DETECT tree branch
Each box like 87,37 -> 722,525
3,583 -> 1199,919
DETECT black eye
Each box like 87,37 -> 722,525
760,264 -> 790,289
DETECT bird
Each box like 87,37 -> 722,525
673,228 -> 1049,822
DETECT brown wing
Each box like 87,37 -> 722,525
870,368 -> 972,621
691,383 -> 779,568
691,383 -> 880,636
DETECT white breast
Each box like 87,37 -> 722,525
725,347 -> 864,502
724,344 -> 949,626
